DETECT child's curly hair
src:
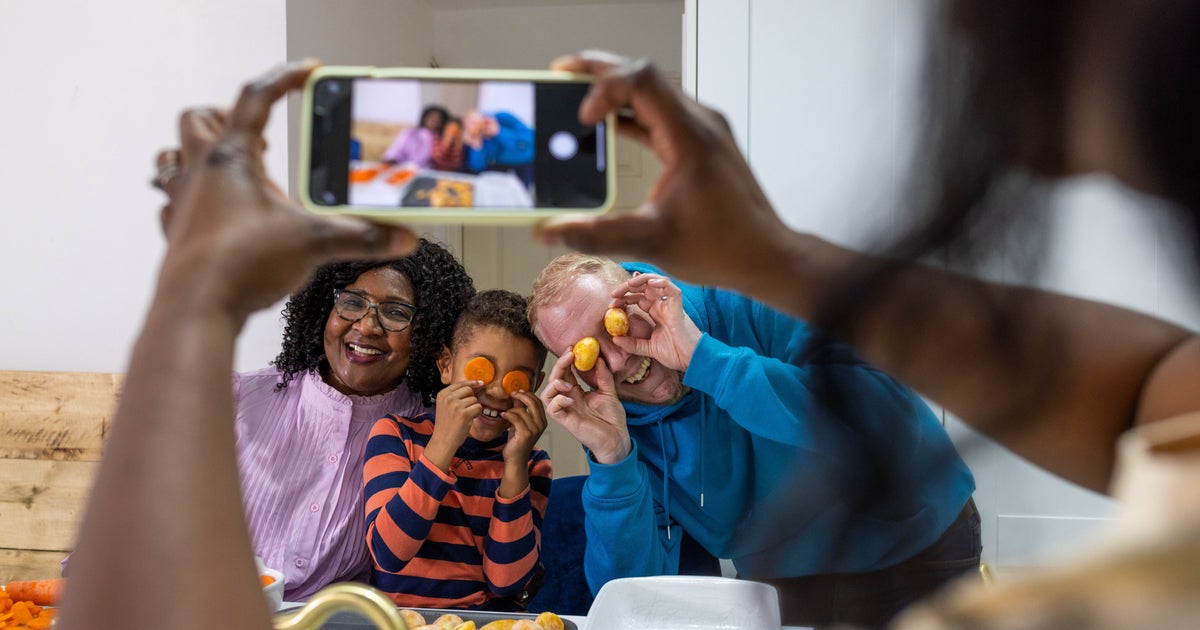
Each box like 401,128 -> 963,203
272,238 -> 475,405
452,289 -> 548,368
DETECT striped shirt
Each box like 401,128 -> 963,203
364,413 -> 552,609
233,367 -> 428,601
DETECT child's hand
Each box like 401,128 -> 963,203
425,380 -> 481,473
501,390 -> 548,464
498,391 -> 547,499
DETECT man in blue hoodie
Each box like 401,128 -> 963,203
529,253 -> 979,629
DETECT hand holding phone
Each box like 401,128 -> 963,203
299,66 -> 616,225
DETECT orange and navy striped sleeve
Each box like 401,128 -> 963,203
363,413 -> 552,609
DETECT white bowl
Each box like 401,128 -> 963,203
255,557 -> 286,612
583,575 -> 781,630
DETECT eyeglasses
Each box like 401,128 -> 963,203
332,289 -> 416,333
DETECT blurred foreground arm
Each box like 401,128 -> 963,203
58,61 -> 417,630
538,51 -> 1200,493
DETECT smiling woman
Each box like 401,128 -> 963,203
233,239 -> 475,601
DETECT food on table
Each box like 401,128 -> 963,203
400,609 -> 428,628
349,166 -> 383,183
603,307 -> 629,337
398,609 -> 566,630
387,167 -> 417,186
502,370 -> 531,395
464,356 -> 496,383
432,613 -> 464,629
2,579 -> 63,607
406,177 -> 475,208
259,574 -> 276,587
572,337 -> 600,371
0,591 -> 58,630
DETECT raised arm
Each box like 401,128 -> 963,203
537,51 -> 1200,493
57,61 -> 418,630
538,353 -> 683,590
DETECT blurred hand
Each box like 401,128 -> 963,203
610,273 -> 702,372
153,60 -> 418,322
539,352 -> 631,464
537,50 -> 792,292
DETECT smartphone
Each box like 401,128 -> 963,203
299,66 -> 616,224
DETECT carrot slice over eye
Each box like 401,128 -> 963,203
502,371 -> 530,394
464,356 -> 496,383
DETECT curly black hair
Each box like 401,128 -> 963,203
272,238 -> 475,406
452,289 -> 548,368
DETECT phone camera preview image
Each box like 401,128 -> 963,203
307,76 -> 607,212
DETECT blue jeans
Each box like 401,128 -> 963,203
758,498 -> 982,629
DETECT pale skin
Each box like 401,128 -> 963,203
538,271 -> 700,465
426,326 -> 548,499
535,50 -> 1200,494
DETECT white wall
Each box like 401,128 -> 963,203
695,0 -> 1200,577
432,2 -> 683,74
0,0 -> 287,374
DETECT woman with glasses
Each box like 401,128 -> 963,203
233,239 -> 475,601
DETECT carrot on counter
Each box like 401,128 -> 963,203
2,579 -> 63,607
464,356 -> 496,383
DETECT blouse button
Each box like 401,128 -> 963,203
310,503 -> 320,513
294,558 -> 306,568
327,454 -> 339,464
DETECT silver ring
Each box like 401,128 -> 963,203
660,295 -> 669,301
151,161 -> 182,191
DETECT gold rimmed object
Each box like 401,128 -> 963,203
273,583 -> 409,630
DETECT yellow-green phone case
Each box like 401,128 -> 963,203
297,65 -> 617,226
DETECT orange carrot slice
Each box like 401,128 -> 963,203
501,371 -> 530,394
464,357 -> 496,383
260,574 -> 276,587
349,169 -> 380,183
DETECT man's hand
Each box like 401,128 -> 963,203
539,352 -> 631,464
611,273 -> 703,372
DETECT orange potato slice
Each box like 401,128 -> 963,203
603,307 -> 629,336
573,337 -> 600,371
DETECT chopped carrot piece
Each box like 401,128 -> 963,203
501,371 -> 530,394
464,356 -> 495,383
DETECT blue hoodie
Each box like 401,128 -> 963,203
581,263 -> 975,593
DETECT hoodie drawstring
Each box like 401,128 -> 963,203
656,419 -> 672,541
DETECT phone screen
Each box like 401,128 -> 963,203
306,75 -> 608,212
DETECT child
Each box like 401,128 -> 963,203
363,289 -> 552,610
